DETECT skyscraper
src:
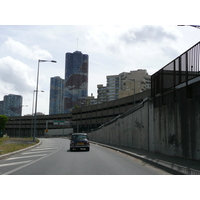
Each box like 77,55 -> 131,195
64,51 -> 89,113
3,94 -> 22,116
49,76 -> 64,115
0,101 -> 4,115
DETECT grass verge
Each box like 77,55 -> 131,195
0,137 -> 39,155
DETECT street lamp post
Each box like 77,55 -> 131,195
31,90 -> 44,137
128,78 -> 136,106
33,59 -> 56,142
19,105 -> 28,137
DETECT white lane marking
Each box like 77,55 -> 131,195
6,154 -> 47,160
0,160 -> 32,167
32,147 -> 58,149
22,150 -> 53,155
2,142 -> 62,175
31,147 -> 58,151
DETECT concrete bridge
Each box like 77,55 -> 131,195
5,90 -> 150,137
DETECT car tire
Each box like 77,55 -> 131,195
70,148 -> 73,151
87,147 -> 90,151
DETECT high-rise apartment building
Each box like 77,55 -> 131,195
0,101 -> 4,114
49,76 -> 64,115
64,51 -> 89,113
96,69 -> 151,102
118,69 -> 151,98
106,75 -> 120,101
3,94 -> 22,116
97,84 -> 108,103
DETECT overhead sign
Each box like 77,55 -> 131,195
53,120 -> 70,125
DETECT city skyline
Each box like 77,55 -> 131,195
0,25 -> 200,115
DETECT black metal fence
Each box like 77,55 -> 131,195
151,41 -> 200,99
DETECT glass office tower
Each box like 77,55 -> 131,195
49,76 -> 64,115
64,51 -> 89,113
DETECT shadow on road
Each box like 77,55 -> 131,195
66,149 -> 89,152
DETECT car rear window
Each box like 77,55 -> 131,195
72,135 -> 87,140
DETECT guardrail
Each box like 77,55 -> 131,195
151,41 -> 200,100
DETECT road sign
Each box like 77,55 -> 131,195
53,120 -> 70,125
54,120 -> 64,125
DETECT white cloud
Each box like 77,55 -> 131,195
0,56 -> 35,95
84,25 -> 182,77
0,25 -> 199,115
4,37 -> 53,60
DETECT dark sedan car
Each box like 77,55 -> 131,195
70,133 -> 90,151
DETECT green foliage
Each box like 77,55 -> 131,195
73,105 -> 80,109
0,115 -> 9,130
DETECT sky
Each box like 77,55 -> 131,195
1,25 -> 200,115
1,1 -> 200,116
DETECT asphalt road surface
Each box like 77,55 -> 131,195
0,138 -> 172,175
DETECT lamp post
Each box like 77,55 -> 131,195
31,90 -> 44,137
128,78 -> 136,106
33,59 -> 57,142
19,105 -> 28,137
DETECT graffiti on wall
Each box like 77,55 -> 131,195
135,119 -> 144,131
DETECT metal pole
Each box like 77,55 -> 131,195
31,90 -> 44,138
128,78 -> 135,106
33,60 -> 56,142
133,79 -> 135,106
33,60 -> 40,142
31,90 -> 35,138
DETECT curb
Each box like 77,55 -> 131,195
91,141 -> 200,175
0,139 -> 41,160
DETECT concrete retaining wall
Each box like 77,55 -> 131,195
88,100 -> 150,151
153,98 -> 200,160
88,82 -> 200,161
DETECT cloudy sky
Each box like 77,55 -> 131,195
0,0 -> 200,116
1,25 -> 200,115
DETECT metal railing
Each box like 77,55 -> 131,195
151,41 -> 200,98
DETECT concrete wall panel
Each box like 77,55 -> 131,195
88,81 -> 200,161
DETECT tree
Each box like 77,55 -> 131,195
0,115 -> 9,130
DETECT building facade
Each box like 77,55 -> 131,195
118,69 -> 151,98
64,51 -> 89,113
3,94 -> 22,116
106,75 -> 120,101
96,69 -> 151,103
97,84 -> 107,103
49,76 -> 64,115
0,101 -> 4,115
85,93 -> 98,106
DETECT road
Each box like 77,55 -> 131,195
0,138 -> 171,175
